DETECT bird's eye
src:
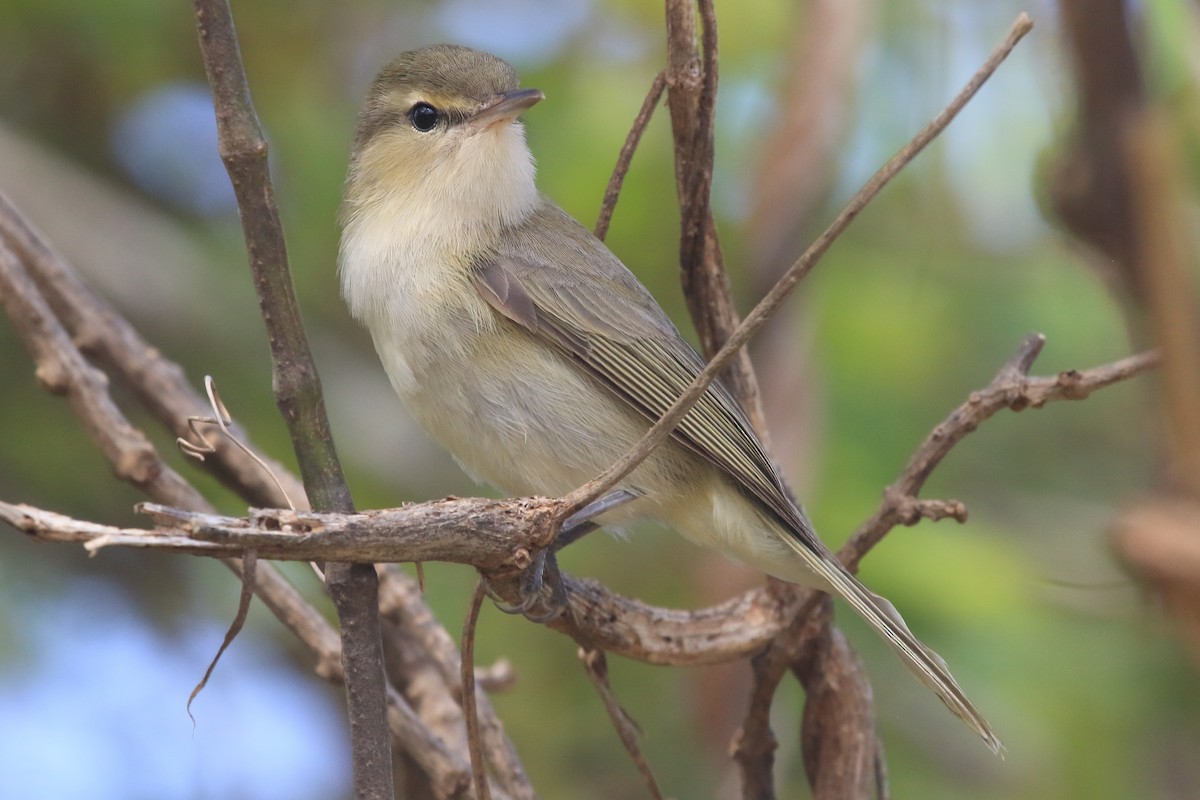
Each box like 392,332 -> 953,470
409,102 -> 440,132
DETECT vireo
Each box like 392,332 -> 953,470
338,44 -> 1000,752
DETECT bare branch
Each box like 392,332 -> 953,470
840,338 -> 1159,570
797,626 -> 882,800
190,0 -> 350,511
385,684 -> 474,799
0,240 -> 210,510
664,0 -> 769,439
561,12 -> 1036,515
0,190 -> 306,509
732,592 -> 825,799
2,499 -> 557,570
376,567 -> 536,799
734,595 -> 882,800
190,1 -> 388,795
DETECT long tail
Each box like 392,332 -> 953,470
782,535 -> 1004,754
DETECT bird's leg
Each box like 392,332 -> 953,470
490,489 -> 640,621
555,488 -> 640,550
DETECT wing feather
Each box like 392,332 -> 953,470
472,201 -> 814,541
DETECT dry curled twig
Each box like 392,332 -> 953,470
178,376 -> 297,511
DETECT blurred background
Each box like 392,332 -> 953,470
1,0 -> 1196,798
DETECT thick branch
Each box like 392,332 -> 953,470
21,498 -> 556,567
191,2 -> 388,797
191,0 -> 349,512
732,595 -> 881,800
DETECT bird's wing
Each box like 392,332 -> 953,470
473,204 -> 1003,753
472,202 -> 815,543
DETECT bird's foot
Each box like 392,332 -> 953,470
485,489 -> 640,622
487,549 -> 569,622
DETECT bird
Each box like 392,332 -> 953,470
337,43 -> 1000,753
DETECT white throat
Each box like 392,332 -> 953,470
338,120 -> 539,326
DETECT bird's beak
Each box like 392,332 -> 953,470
470,88 -> 544,129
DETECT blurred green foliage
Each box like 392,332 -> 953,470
1,1 -> 1197,798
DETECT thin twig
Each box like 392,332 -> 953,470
462,579 -> 491,800
594,70 -> 667,242
562,12 -> 1036,515
579,648 -> 665,800
840,337 -> 1159,569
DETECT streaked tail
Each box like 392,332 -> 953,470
783,535 -> 1004,754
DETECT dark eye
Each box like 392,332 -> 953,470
409,102 -> 440,132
